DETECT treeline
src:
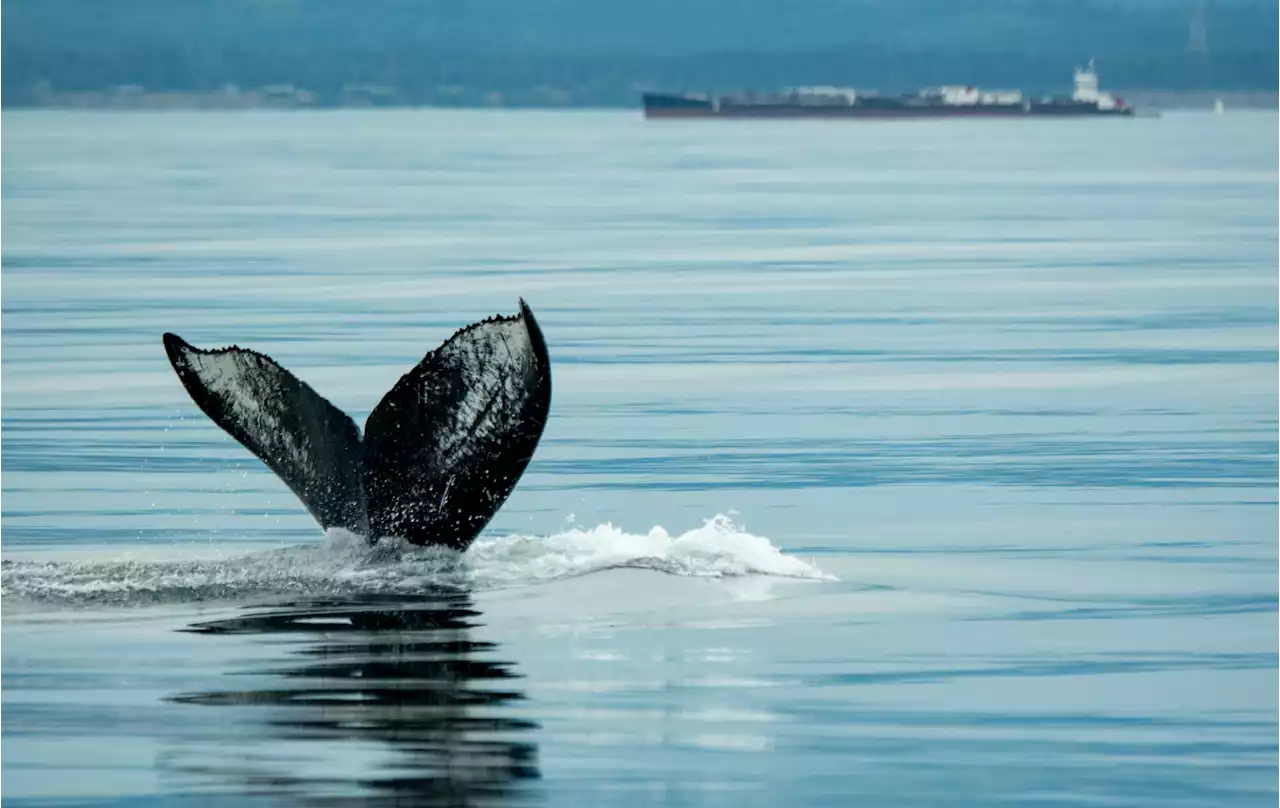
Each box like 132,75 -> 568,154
3,0 -> 1276,105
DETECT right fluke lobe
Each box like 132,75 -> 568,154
362,302 -> 553,549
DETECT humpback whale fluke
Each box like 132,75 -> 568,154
162,299 -> 552,550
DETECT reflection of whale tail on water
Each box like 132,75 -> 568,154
170,591 -> 540,804
163,299 -> 552,550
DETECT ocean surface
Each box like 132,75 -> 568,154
2,109 -> 1277,807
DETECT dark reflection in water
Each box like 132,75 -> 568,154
169,589 -> 541,807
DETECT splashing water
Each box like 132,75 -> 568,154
470,514 -> 832,582
1,515 -> 834,607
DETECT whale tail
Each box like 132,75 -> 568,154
163,300 -> 552,550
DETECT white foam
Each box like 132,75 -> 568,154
0,515 -> 834,607
467,514 -> 834,586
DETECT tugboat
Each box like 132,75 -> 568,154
643,61 -> 1133,119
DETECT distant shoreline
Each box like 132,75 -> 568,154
3,85 -> 1276,112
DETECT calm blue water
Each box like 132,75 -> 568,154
3,109 -> 1277,806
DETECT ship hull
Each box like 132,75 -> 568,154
642,93 -> 1134,119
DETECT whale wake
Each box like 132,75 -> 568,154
1,515 -> 834,607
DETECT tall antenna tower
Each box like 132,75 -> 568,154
1186,1 -> 1209,56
